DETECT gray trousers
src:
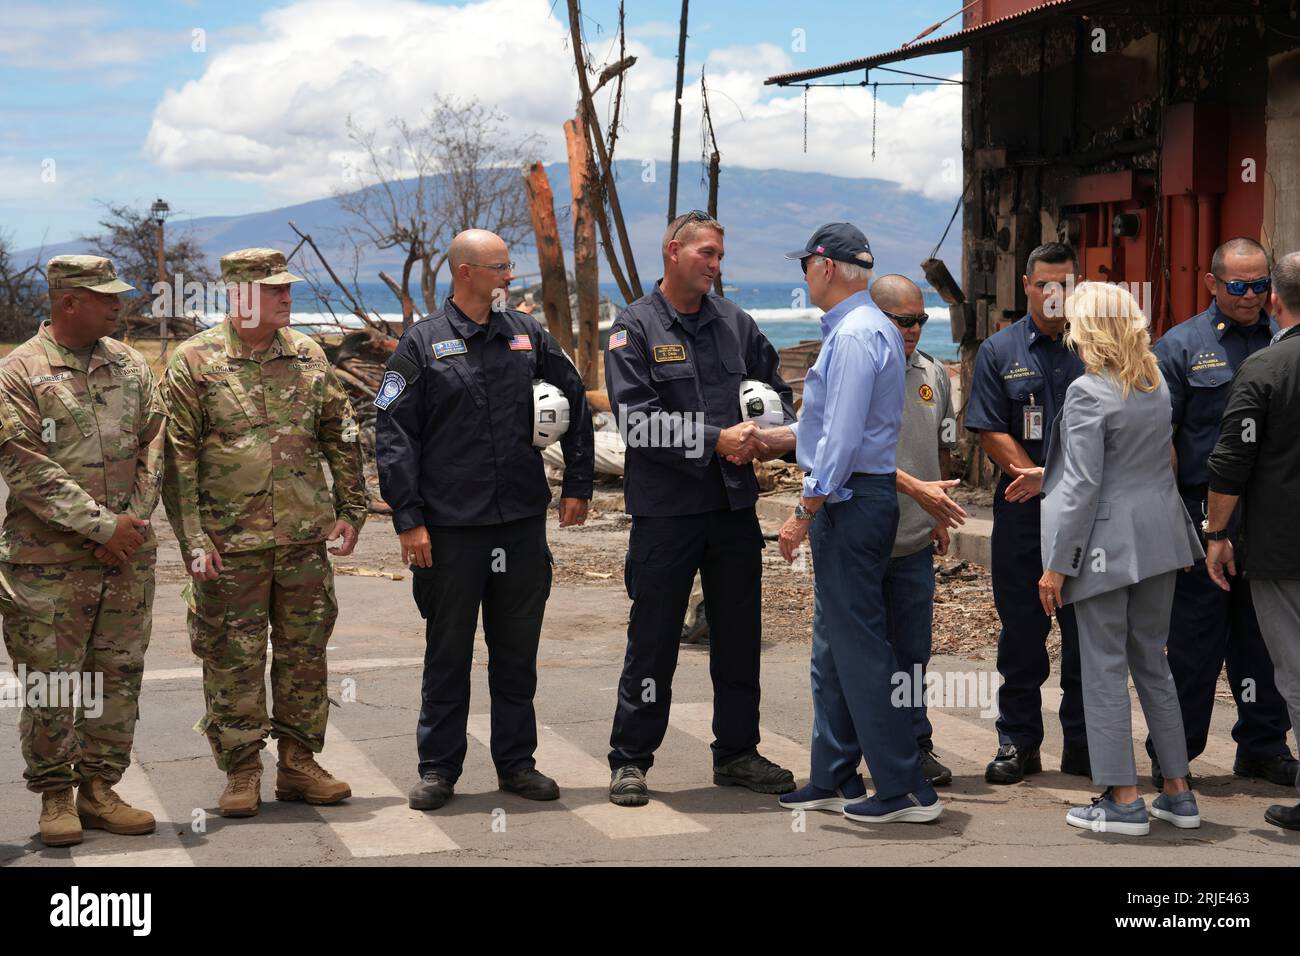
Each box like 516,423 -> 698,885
1073,571 -> 1188,787
1247,579 -> 1300,793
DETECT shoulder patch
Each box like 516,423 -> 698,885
374,370 -> 407,410
608,329 -> 628,350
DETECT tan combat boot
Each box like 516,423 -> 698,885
77,777 -> 156,835
218,754 -> 263,818
39,788 -> 83,847
275,738 -> 351,805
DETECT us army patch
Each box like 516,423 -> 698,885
433,339 -> 468,359
30,372 -> 73,386
652,344 -> 686,363
374,370 -> 407,410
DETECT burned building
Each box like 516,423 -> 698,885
767,0 -> 1300,409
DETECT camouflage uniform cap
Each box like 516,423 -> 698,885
219,247 -> 303,285
46,255 -> 135,294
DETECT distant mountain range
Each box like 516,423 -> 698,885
23,161 -> 960,290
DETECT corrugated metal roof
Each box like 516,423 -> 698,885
764,0 -> 1094,86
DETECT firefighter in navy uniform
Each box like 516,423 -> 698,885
964,242 -> 1089,784
1149,236 -> 1297,788
604,211 -> 797,807
375,229 -> 594,811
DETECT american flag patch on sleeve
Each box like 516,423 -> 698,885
508,333 -> 532,351
608,329 -> 628,350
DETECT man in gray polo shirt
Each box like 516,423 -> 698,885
871,275 -> 967,786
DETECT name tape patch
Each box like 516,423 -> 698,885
433,338 -> 467,359
652,344 -> 687,364
31,371 -> 73,386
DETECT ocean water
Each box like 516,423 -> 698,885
284,280 -> 959,362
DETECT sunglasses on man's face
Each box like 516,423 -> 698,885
1216,276 -> 1271,297
880,308 -> 929,329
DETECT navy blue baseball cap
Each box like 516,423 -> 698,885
785,222 -> 874,268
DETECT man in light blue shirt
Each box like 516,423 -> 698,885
756,223 -> 943,824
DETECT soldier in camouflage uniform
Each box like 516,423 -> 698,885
160,247 -> 368,818
0,255 -> 163,847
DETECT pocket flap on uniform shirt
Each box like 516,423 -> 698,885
649,361 -> 696,382
50,384 -> 95,437
1095,501 -> 1110,520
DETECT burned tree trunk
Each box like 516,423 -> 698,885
523,162 -> 575,355
564,116 -> 600,388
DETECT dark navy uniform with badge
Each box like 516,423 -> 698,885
604,282 -> 793,772
965,313 -> 1087,762
375,299 -> 593,785
1151,301 -> 1295,777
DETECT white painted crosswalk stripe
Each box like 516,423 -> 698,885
311,725 -> 458,857
466,714 -> 707,839
74,751 -> 193,867
142,657 -> 426,683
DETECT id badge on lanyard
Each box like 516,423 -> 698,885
1022,393 -> 1043,441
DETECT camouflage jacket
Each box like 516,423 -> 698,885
0,322 -> 165,564
160,320 -> 367,557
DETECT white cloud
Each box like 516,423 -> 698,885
143,0 -> 962,205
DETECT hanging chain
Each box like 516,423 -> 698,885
802,85 -> 808,153
871,81 -> 878,161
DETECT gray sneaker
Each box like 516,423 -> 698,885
1066,788 -> 1150,836
609,765 -> 649,807
1151,790 -> 1201,829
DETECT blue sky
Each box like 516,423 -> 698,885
1,0 -> 963,251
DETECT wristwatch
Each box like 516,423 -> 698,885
1200,519 -> 1229,542
794,503 -> 815,521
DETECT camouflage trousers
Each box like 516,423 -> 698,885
185,542 -> 337,771
0,554 -> 155,793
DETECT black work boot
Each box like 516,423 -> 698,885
609,765 -> 649,807
499,768 -> 560,801
713,752 -> 796,794
409,772 -> 454,811
1059,743 -> 1092,777
984,743 -> 1042,784
918,739 -> 952,787
1234,753 -> 1300,787
1264,802 -> 1300,831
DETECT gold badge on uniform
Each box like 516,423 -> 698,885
652,344 -> 687,363
918,383 -> 934,402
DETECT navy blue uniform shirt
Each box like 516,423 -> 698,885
604,282 -> 794,517
964,313 -> 1084,467
375,299 -> 594,531
1153,302 -> 1275,489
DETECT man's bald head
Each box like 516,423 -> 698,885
870,274 -> 923,314
448,229 -> 507,270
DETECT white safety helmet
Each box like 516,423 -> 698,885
739,379 -> 784,428
532,379 -> 570,448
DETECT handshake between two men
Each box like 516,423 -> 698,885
721,422 -> 970,564
718,420 -> 787,465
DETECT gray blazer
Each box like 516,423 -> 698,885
1041,371 -> 1203,604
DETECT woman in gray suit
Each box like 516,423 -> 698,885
1038,282 -> 1204,835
